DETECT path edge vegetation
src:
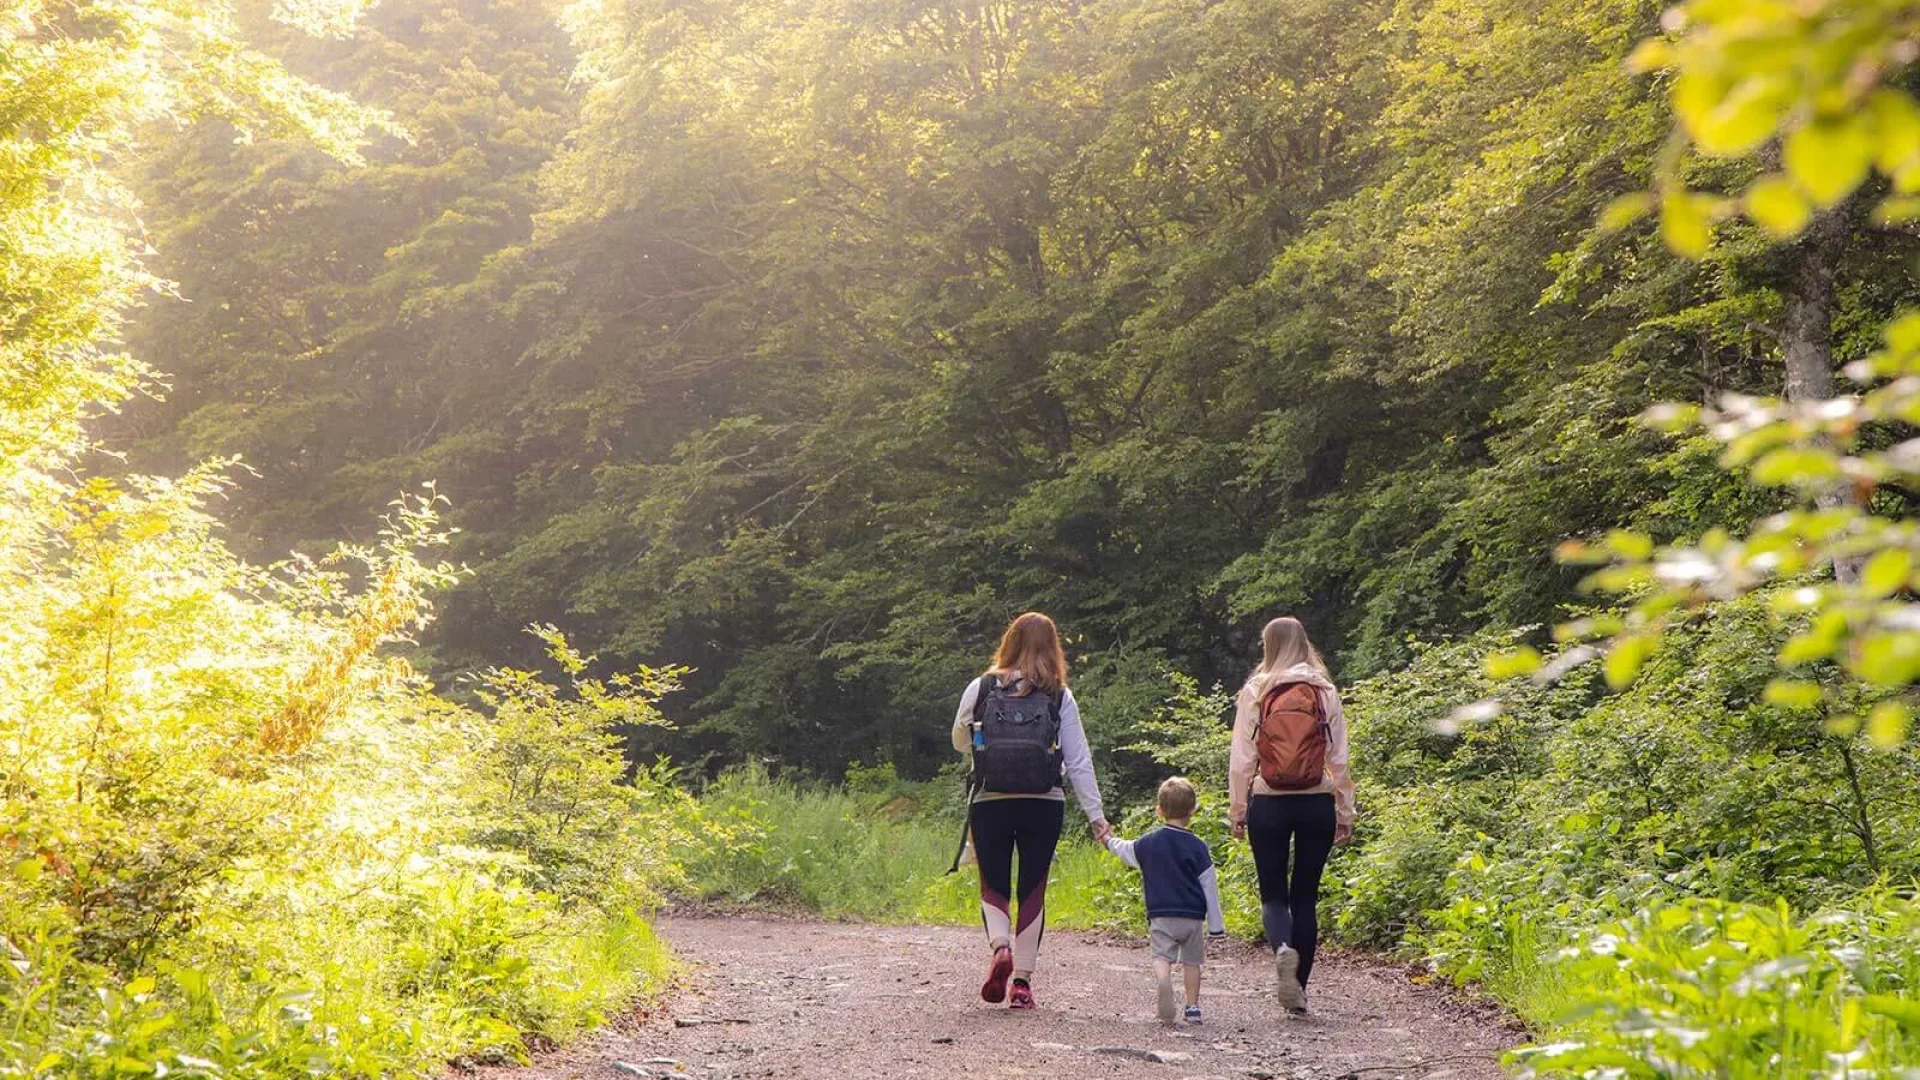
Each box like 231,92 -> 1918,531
5,0 -> 1920,1078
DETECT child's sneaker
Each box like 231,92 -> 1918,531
1156,973 -> 1176,1022
1288,989 -> 1309,1017
1008,979 -> 1035,1010
1273,946 -> 1305,1012
1183,1004 -> 1203,1025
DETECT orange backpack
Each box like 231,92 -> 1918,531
1255,682 -> 1329,790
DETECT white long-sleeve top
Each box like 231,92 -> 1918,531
1228,663 -> 1356,828
952,676 -> 1105,823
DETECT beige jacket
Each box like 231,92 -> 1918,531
1227,664 -> 1356,828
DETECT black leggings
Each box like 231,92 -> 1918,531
1247,793 -> 1335,986
971,797 -> 1064,974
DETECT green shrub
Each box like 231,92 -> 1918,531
1513,896 -> 1920,1078
0,485 -> 684,1079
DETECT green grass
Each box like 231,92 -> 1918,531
684,768 -> 1145,933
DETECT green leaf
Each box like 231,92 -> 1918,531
1854,632 -> 1920,686
1745,175 -> 1812,237
1641,402 -> 1701,432
1784,118 -> 1873,208
1695,78 -> 1787,156
1862,548 -> 1913,597
1750,447 -> 1842,486
1864,992 -> 1920,1028
1780,630 -> 1839,666
1867,701 -> 1911,748
1604,634 -> 1657,691
1604,529 -> 1654,561
1868,89 -> 1920,174
1485,647 -> 1542,679
1599,192 -> 1654,232
11,857 -> 42,883
1659,191 -> 1714,258
1889,313 -> 1920,356
1625,38 -> 1674,73
1762,679 -> 1823,710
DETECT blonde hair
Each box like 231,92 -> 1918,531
1247,616 -> 1330,697
988,611 -> 1068,692
1157,776 -> 1198,820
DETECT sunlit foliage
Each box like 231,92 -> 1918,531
18,0 -> 1920,1075
0,3 -> 690,1077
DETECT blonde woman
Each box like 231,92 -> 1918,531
1227,617 -> 1355,1015
952,612 -> 1109,1010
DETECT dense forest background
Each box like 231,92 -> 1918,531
114,0 -> 1918,782
13,0 -> 1920,1075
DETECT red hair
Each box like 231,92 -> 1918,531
989,612 -> 1068,692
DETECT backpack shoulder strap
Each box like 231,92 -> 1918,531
972,674 -> 996,725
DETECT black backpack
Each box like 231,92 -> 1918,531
969,674 -> 1064,794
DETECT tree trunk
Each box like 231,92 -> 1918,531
1781,208 -> 1860,584
1782,209 -> 1842,405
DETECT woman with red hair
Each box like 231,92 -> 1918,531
951,612 -> 1109,1010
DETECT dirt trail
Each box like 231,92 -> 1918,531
476,916 -> 1520,1080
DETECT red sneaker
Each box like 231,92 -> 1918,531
980,946 -> 1013,1003
1008,980 -> 1035,1010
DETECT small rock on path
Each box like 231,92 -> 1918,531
467,916 -> 1519,1080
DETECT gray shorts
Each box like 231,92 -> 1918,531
1148,917 -> 1206,965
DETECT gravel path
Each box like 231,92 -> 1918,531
474,916 -> 1520,1080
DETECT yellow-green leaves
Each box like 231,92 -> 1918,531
1749,446 -> 1842,487
1861,548 -> 1913,597
1689,77 -> 1790,157
1866,700 -> 1912,747
1635,0 -> 1920,244
1484,646 -> 1543,680
1600,192 -> 1654,232
1869,89 -> 1920,175
1744,174 -> 1811,237
1660,191 -> 1717,258
1762,678 -> 1822,710
1857,632 -> 1920,687
1784,117 -> 1874,208
1605,634 -> 1658,690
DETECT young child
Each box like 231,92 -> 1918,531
1104,777 -> 1227,1024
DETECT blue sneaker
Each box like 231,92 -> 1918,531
1183,1004 -> 1203,1025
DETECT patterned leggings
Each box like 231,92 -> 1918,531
971,797 -> 1064,975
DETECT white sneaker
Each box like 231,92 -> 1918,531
1273,946 -> 1305,1012
1156,971 -> 1177,1022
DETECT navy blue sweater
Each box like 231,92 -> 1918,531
1106,825 -> 1226,929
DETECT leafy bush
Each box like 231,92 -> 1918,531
1515,896 -> 1920,1078
0,479 -> 687,1078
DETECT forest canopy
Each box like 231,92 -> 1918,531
11,0 -> 1920,1074
118,0 -> 1920,781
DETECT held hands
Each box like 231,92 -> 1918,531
1091,818 -> 1113,845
